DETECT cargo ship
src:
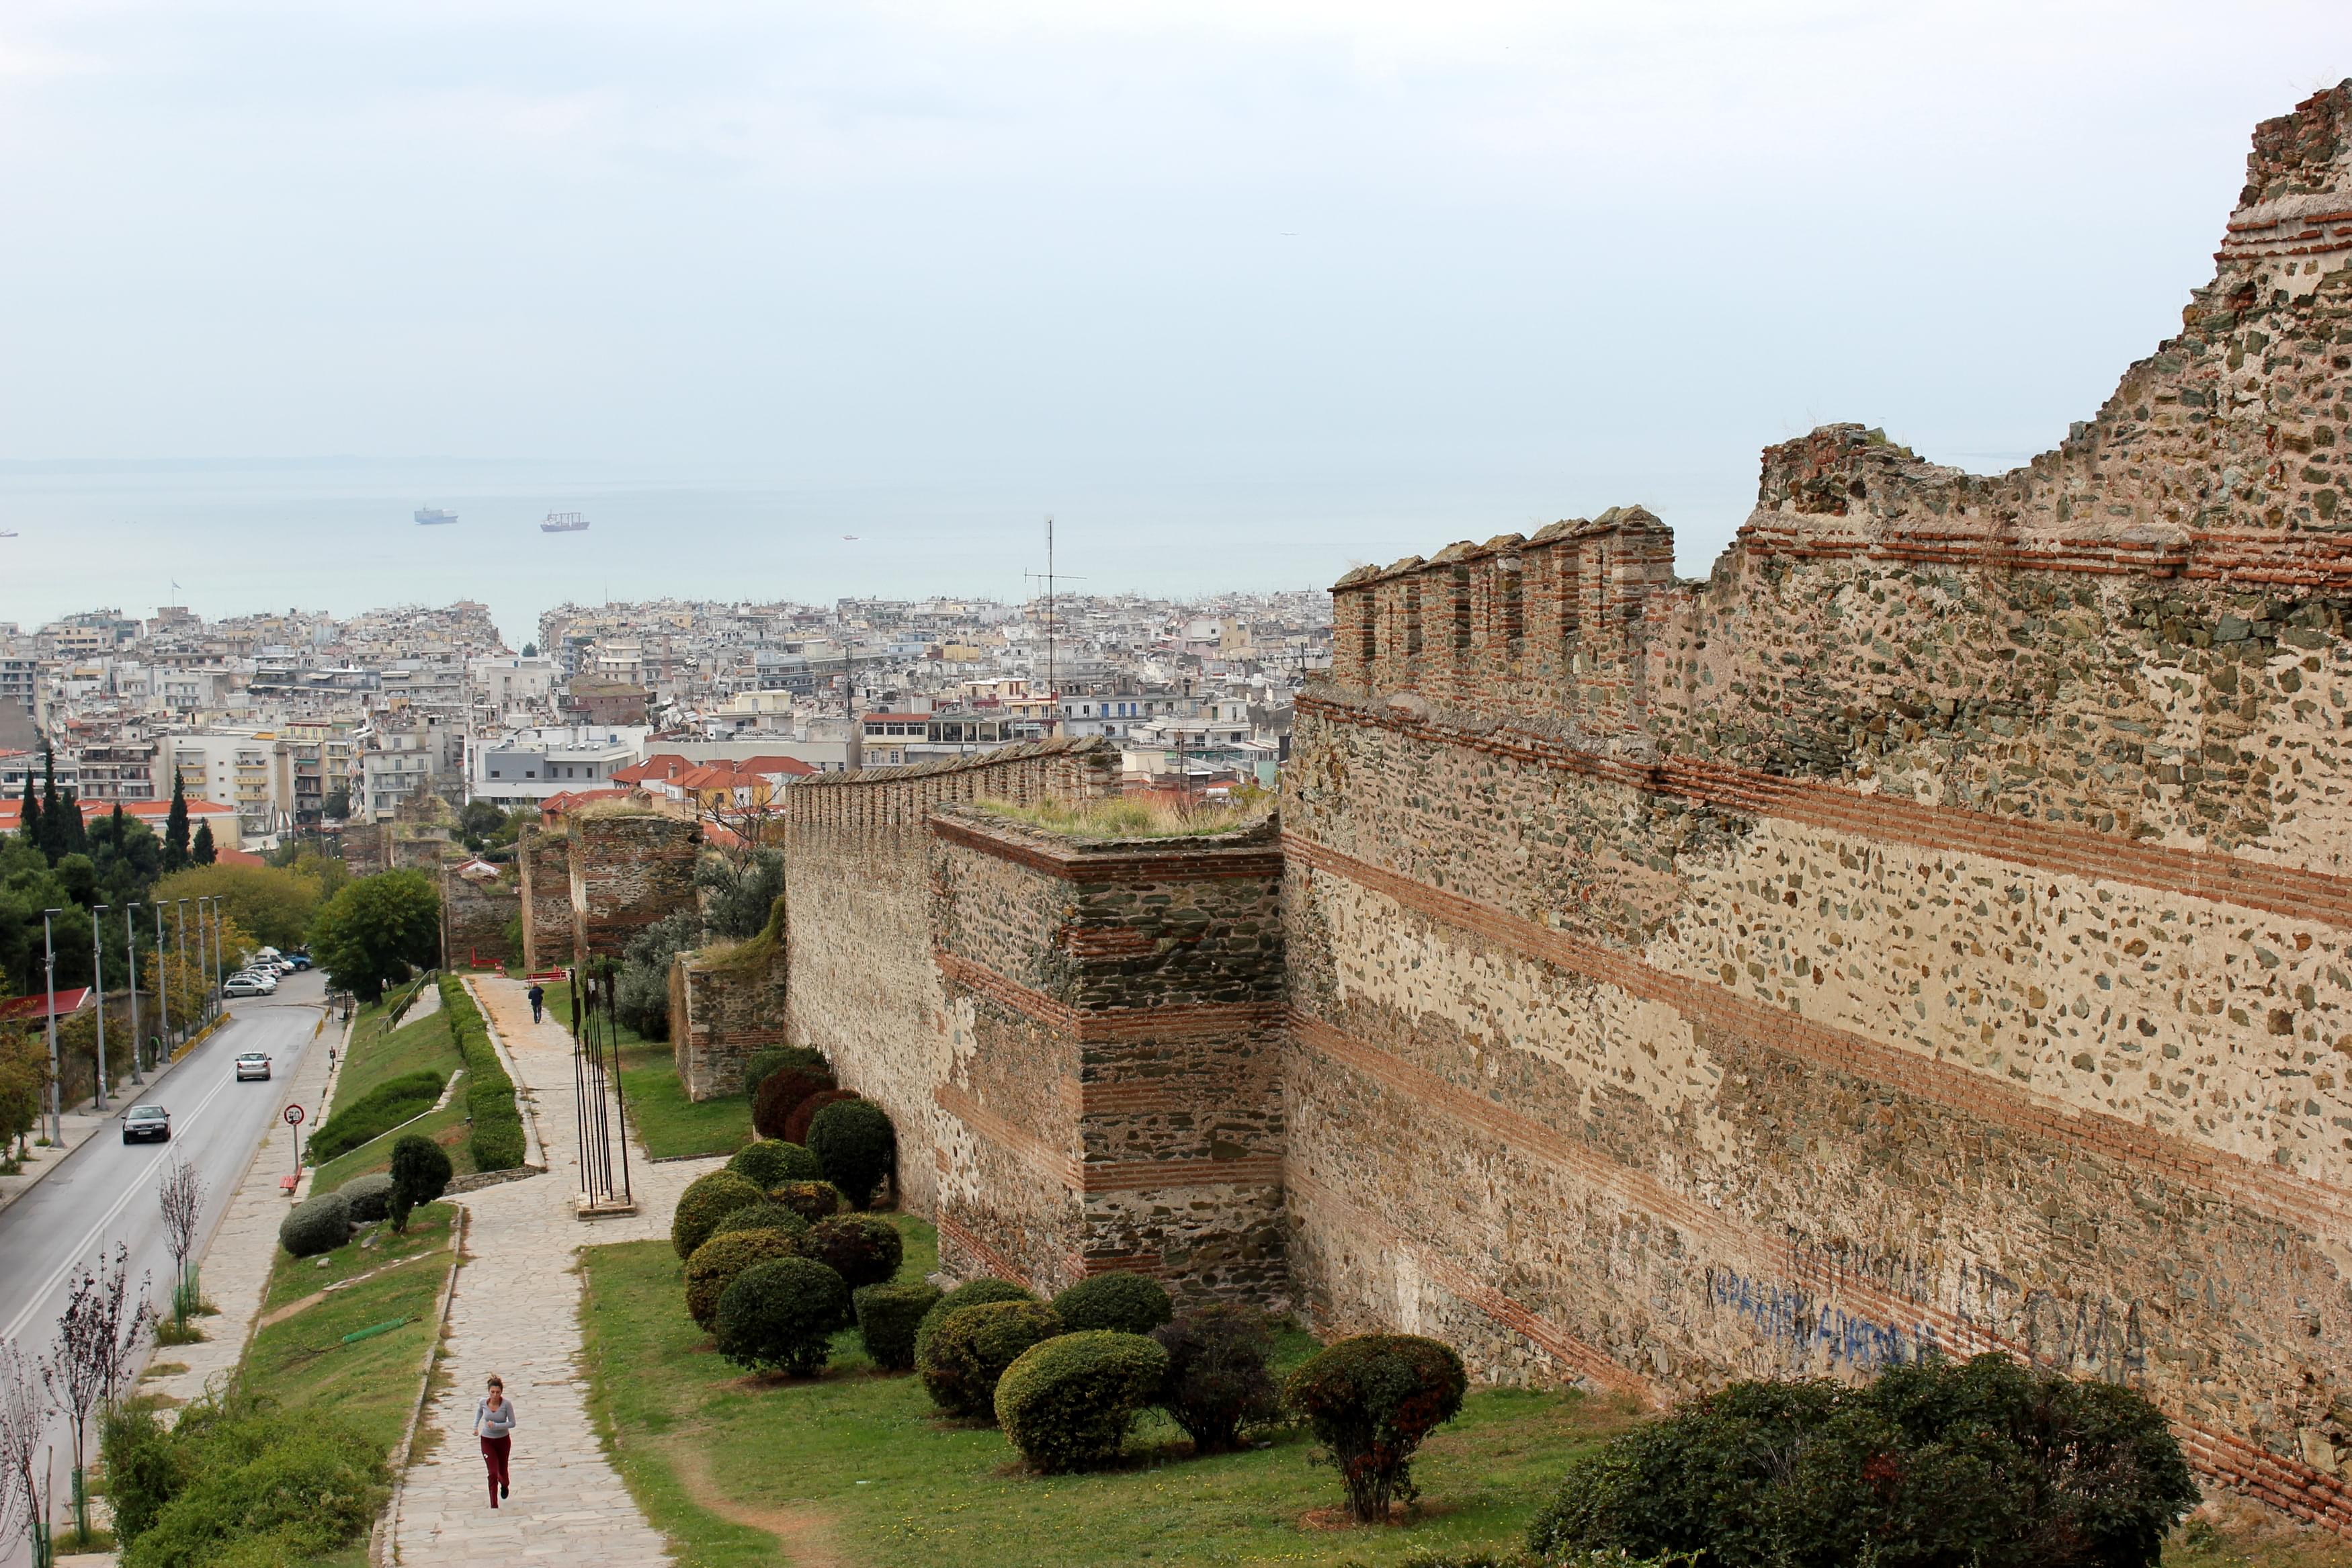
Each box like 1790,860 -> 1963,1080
414,507 -> 458,525
540,511 -> 591,533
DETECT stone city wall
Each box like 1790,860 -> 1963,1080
927,808 -> 1288,1307
1292,82 -> 2352,1528
567,812 -> 700,965
517,824 -> 573,971
440,869 -> 518,970
671,906 -> 788,1100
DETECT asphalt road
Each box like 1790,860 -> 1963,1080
0,971 -> 331,1546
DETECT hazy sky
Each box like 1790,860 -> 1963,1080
3,3 -> 2350,634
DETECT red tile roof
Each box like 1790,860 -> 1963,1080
0,988 -> 93,1025
3,796 -> 235,830
738,755 -> 818,778
612,754 -> 696,786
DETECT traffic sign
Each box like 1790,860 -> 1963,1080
284,1104 -> 305,1126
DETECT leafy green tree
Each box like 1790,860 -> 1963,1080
151,865 -> 323,953
190,822 -> 215,866
308,869 -> 439,1002
321,786 -> 350,821
161,774 -> 190,875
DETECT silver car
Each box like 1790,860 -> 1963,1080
235,1051 -> 271,1081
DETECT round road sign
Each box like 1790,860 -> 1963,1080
284,1104 -> 306,1126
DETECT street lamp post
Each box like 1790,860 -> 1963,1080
194,899 -> 210,1024
40,908 -> 62,1143
175,899 -> 189,1033
209,900 -> 224,1003
155,902 -> 171,1055
125,902 -> 142,1083
90,904 -> 108,1113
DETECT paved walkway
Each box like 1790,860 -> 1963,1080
389,976 -> 720,1568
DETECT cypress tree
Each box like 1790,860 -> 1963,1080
35,750 -> 65,863
191,820 -> 216,866
162,771 -> 190,873
56,789 -> 87,857
17,769 -> 38,848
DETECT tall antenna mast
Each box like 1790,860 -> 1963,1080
1023,517 -> 1083,742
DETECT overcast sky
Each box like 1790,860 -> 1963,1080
2,2 -> 2349,616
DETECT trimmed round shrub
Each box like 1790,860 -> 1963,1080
1525,1352 -> 2199,1568
388,1134 -> 452,1208
784,1087 -> 859,1146
339,1172 -> 396,1223
997,1330 -> 1170,1473
1051,1270 -> 1173,1336
804,1214 -> 903,1292
685,1228 -> 802,1330
917,1299 -> 1063,1420
714,1257 -> 848,1377
767,1180 -> 843,1224
853,1281 -> 941,1371
710,1203 -> 812,1245
1284,1334 -> 1467,1524
1152,1303 -> 1279,1452
278,1190 -> 351,1259
913,1277 -> 1038,1366
671,1170 -> 764,1260
728,1139 -> 822,1190
751,1065 -> 836,1141
743,1045 -> 828,1105
806,1097 -> 895,1208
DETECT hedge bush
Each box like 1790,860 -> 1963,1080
728,1139 -> 822,1190
806,1097 -> 894,1208
997,1330 -> 1170,1473
672,1170 -> 765,1260
918,1299 -> 1063,1420
1152,1303 -> 1279,1451
339,1172 -> 396,1223
303,1068 -> 445,1162
1525,1353 -> 2199,1568
1285,1334 -> 1466,1524
751,1065 -> 836,1141
912,1277 -> 1038,1366
685,1229 -> 803,1330
743,1045 -> 829,1105
784,1087 -> 859,1146
278,1190 -> 351,1258
804,1214 -> 903,1293
853,1280 -> 941,1370
711,1203 -> 813,1245
439,977 -> 527,1171
388,1133 -> 453,1233
1051,1270 -> 1173,1336
715,1257 -> 848,1376
768,1180 -> 844,1224
106,1394 -> 388,1568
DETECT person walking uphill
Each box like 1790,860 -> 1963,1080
527,982 -> 546,1025
475,1375 -> 518,1507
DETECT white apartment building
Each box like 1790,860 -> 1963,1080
466,724 -> 650,809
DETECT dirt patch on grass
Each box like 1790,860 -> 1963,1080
657,1432 -> 846,1568
1298,1499 -> 1463,1532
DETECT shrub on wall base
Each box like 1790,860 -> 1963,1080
783,1088 -> 859,1147
727,1139 -> 821,1190
715,1258 -> 849,1377
997,1330 -> 1170,1473
804,1215 -> 902,1293
853,1282 -> 941,1371
685,1229 -> 804,1330
1050,1271 -> 1173,1336
710,1203 -> 812,1245
767,1180 -> 843,1224
751,1066 -> 836,1141
911,1278 -> 1038,1367
1284,1334 -> 1466,1524
278,1190 -> 351,1259
743,1046 -> 828,1105
1152,1303 -> 1280,1452
806,1098 -> 894,1209
918,1299 -> 1064,1421
671,1170 -> 765,1259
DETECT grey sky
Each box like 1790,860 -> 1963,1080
2,2 -> 2349,627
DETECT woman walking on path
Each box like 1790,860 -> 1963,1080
476,1375 -> 518,1508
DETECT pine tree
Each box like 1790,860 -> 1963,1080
190,821 -> 216,866
17,769 -> 38,849
56,789 -> 88,858
161,771 -> 190,874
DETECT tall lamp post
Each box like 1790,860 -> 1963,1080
156,902 -> 172,1055
125,902 -> 143,1083
90,904 -> 108,1113
175,899 -> 190,1032
40,908 -> 62,1143
209,899 -> 224,1004
194,898 -> 210,1025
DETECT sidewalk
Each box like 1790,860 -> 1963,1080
387,975 -> 719,1567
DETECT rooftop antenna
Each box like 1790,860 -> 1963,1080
1023,516 -> 1085,739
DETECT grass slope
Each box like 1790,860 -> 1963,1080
579,1217 -> 1623,1568
309,1002 -> 475,1193
539,978 -> 751,1160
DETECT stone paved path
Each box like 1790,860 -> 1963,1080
389,976 -> 720,1567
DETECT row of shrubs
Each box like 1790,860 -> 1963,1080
303,1066 -> 446,1162
282,1134 -> 455,1256
437,975 -> 527,1172
102,1394 -> 388,1568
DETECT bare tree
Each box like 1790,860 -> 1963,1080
158,1160 -> 204,1327
0,1340 -> 51,1568
42,1246 -> 152,1542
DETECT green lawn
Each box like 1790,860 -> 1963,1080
240,1201 -> 460,1453
539,979 -> 753,1160
577,1217 -> 1625,1568
308,999 -> 476,1194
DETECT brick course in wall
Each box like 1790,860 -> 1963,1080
566,813 -> 700,966
1287,83 -> 2352,1528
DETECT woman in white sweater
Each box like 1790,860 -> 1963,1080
475,1375 -> 518,1508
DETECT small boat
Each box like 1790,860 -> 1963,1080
415,507 -> 458,525
0,530 -> 16,539
541,511 -> 591,533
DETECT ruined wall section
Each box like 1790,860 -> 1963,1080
1296,83 -> 2352,1526
929,808 -> 1288,1307
439,869 -> 519,970
671,916 -> 788,1101
782,739 -> 1118,1219
566,813 -> 700,966
517,825 -> 573,971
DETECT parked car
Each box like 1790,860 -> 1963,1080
222,973 -> 272,998
285,953 -> 312,971
122,1104 -> 171,1143
235,1051 -> 271,1081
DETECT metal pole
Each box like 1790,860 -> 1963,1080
155,904 -> 169,1057
607,974 -> 632,1205
90,905 -> 107,1113
569,971 -> 589,1200
41,910 -> 61,1143
125,904 -> 142,1083
174,900 -> 187,1039
209,900 -> 224,1003
190,900 -> 206,1026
